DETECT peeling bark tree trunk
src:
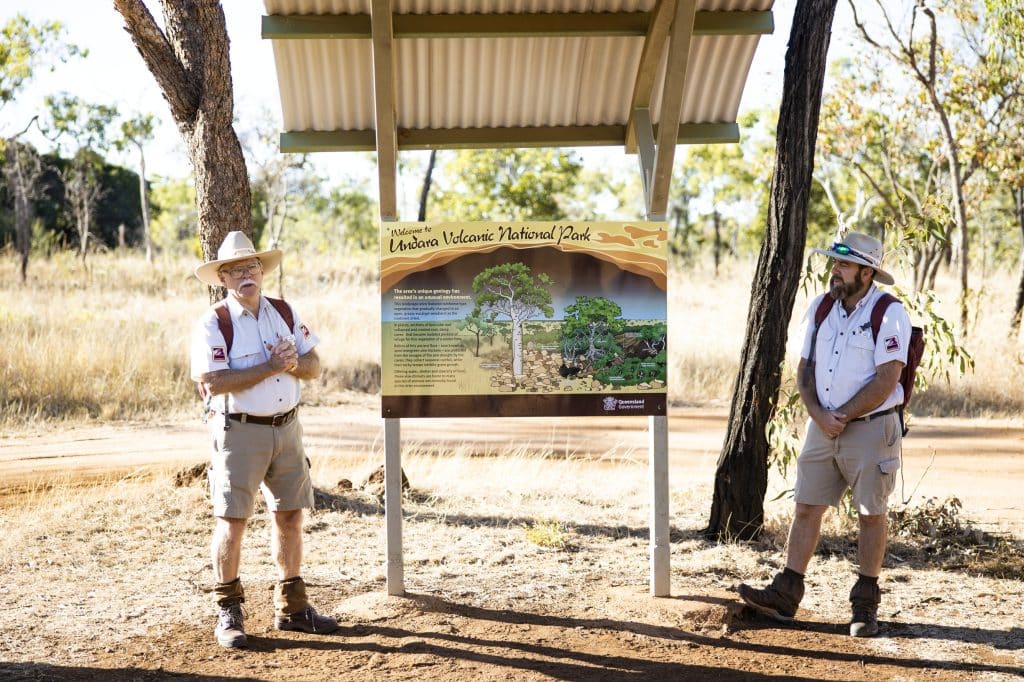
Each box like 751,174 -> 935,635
4,139 -> 40,284
1012,186 -> 1024,332
418,149 -> 437,221
114,0 -> 250,302
704,0 -> 838,542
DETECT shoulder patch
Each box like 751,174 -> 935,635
300,324 -> 311,340
884,336 -> 900,353
211,346 -> 227,362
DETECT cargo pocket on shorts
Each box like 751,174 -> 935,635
878,456 -> 900,474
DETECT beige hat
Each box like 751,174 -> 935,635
194,231 -> 282,286
814,231 -> 895,285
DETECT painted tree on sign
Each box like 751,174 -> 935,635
471,263 -> 554,377
456,314 -> 497,357
561,296 -> 624,369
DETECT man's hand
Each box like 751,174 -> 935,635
814,410 -> 848,439
270,338 -> 298,373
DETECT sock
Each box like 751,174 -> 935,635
857,573 -> 879,584
783,567 -> 804,580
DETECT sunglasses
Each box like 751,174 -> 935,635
830,242 -> 875,264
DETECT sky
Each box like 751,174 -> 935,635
1,0 -> 870,215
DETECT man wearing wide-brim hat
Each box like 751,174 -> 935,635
738,231 -> 912,638
190,231 -> 337,648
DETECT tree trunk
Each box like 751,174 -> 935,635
418,149 -> 437,221
712,209 -> 721,276
1012,186 -> 1024,332
5,139 -> 37,284
137,142 -> 152,262
704,0 -> 838,542
511,316 -> 524,377
114,0 -> 250,303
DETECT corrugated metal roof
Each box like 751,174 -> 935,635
262,0 -> 774,145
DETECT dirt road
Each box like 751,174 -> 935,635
2,394 -> 1021,533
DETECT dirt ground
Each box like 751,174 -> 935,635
1,395 -> 1022,680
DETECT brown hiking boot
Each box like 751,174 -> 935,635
214,601 -> 247,648
213,578 -> 247,648
275,605 -> 339,634
273,576 -> 339,635
737,570 -> 805,622
849,577 -> 881,637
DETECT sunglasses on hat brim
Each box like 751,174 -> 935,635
830,242 -> 875,265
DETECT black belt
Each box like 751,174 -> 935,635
850,406 -> 897,423
227,407 -> 297,427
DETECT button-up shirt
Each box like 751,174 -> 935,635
799,285 -> 911,414
190,296 -> 319,415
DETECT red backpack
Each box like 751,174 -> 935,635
813,292 -> 924,434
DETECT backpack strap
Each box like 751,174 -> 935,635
266,296 -> 295,333
814,294 -> 837,328
802,294 -> 837,387
869,292 -> 899,342
213,300 -> 233,354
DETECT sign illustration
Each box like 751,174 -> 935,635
381,221 -> 667,418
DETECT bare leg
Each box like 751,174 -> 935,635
857,513 -> 887,577
212,516 -> 247,583
785,503 -> 828,574
271,509 -> 303,580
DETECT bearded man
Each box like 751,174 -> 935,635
737,231 -> 911,638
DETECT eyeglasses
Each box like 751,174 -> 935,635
830,242 -> 875,264
220,261 -> 263,279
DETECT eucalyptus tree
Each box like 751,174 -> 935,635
41,93 -> 118,260
816,59 -> 953,291
114,112 -> 156,261
0,15 -> 83,280
114,0 -> 250,300
705,0 -> 839,542
432,148 -> 582,220
850,0 -> 1024,332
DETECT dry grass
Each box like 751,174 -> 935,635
2,249 -> 1022,433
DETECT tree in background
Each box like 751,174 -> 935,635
679,110 -> 774,272
148,176 -> 197,256
329,186 -> 377,254
982,1 -> 1024,331
432,149 -> 582,220
114,0 -> 250,301
705,0 -> 839,541
41,93 -> 118,260
850,0 -> 1023,333
114,112 -> 156,262
816,58 -> 953,291
0,15 -> 83,281
471,263 -> 554,377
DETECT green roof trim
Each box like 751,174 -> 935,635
261,11 -> 773,40
279,122 -> 740,153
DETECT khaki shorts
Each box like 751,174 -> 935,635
794,412 -> 901,516
207,416 -> 314,518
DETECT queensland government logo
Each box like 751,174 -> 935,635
602,397 -> 645,412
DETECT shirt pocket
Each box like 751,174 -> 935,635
229,339 -> 264,370
848,328 -> 876,372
